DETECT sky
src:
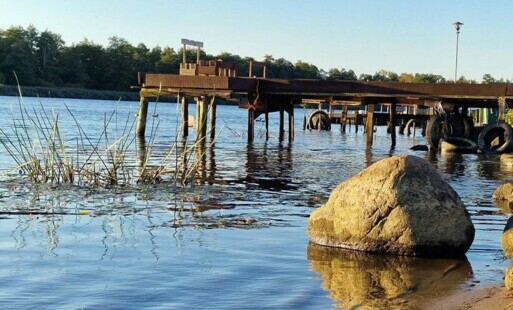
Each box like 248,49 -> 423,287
1,0 -> 512,81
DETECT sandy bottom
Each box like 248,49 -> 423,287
430,283 -> 513,310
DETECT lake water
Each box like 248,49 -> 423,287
0,96 -> 510,309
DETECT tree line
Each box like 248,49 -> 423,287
0,25 -> 510,92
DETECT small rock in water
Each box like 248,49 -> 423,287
502,216 -> 513,258
410,145 -> 429,151
500,154 -> 513,166
505,265 -> 513,290
493,183 -> 513,201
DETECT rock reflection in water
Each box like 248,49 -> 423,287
307,243 -> 473,309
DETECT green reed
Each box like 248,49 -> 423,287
0,80 -> 219,187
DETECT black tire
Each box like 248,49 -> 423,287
405,118 -> 424,136
425,115 -> 445,149
446,114 -> 472,138
308,110 -> 331,131
477,122 -> 513,154
439,137 -> 478,153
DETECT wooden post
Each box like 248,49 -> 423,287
181,96 -> 189,137
279,106 -> 285,141
288,105 -> 294,142
196,97 -> 208,143
209,98 -> 217,140
195,98 -> 200,130
390,101 -> 397,149
365,100 -> 375,146
182,44 -> 186,64
342,104 -> 348,133
248,108 -> 255,142
355,110 -> 359,133
265,111 -> 269,140
136,97 -> 149,138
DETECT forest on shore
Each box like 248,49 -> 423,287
0,25 -> 510,99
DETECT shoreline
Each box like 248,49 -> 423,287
431,282 -> 513,310
0,84 -> 140,101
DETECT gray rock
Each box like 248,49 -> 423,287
308,155 -> 475,257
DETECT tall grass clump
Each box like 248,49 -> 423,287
0,88 -> 135,186
0,79 -> 220,187
136,96 -> 220,186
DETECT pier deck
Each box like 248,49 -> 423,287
137,73 -> 513,146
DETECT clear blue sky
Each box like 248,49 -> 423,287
2,0 -> 512,81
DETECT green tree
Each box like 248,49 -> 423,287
328,68 -> 357,80
0,25 -> 39,85
36,30 -> 65,86
294,60 -> 319,79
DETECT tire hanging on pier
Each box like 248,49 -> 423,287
307,110 -> 331,131
425,115 -> 447,149
405,118 -> 426,136
477,122 -> 513,154
425,114 -> 472,149
445,114 -> 472,138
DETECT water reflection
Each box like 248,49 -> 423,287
244,142 -> 297,190
439,151 -> 466,176
475,155 -> 502,180
307,243 -> 473,309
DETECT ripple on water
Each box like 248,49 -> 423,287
0,99 -> 512,308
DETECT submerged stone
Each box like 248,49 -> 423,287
502,217 -> 513,259
308,155 -> 475,257
493,182 -> 513,202
505,265 -> 513,291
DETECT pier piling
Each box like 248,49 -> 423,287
209,97 -> 217,140
288,106 -> 294,142
365,101 -> 375,146
390,100 -> 397,148
279,106 -> 285,142
196,97 -> 208,142
136,97 -> 149,138
181,97 -> 189,137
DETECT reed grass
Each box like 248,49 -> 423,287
0,79 -> 220,187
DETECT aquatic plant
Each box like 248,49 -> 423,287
0,77 -> 219,187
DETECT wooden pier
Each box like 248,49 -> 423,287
136,72 -> 513,147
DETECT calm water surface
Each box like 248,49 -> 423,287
0,96 -> 511,309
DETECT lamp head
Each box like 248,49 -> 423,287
453,21 -> 463,32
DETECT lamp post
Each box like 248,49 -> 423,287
453,21 -> 463,83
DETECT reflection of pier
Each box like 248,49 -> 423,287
135,70 -> 513,147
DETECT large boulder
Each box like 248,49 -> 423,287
308,155 -> 475,257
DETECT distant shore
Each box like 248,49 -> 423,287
0,84 -> 140,101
